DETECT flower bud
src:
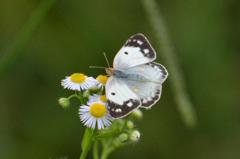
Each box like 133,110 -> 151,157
58,97 -> 70,108
130,130 -> 141,142
118,133 -> 128,142
83,90 -> 90,98
131,109 -> 143,120
126,121 -> 134,129
88,87 -> 99,93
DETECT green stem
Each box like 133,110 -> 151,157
141,0 -> 197,127
67,94 -> 79,100
100,150 -> 109,159
100,137 -> 127,159
93,140 -> 99,159
80,128 -> 94,159
100,142 -> 124,159
78,93 -> 85,104
0,0 -> 57,78
100,141 -> 112,159
95,129 -> 120,139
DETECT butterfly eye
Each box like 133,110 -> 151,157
124,52 -> 128,55
111,92 -> 116,95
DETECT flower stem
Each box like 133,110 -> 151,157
141,0 -> 197,127
100,143 -> 123,159
100,150 -> 109,159
67,94 -> 79,100
100,142 -> 112,159
79,128 -> 94,159
78,92 -> 85,104
99,138 -> 126,159
93,140 -> 99,159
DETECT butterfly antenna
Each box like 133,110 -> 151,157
103,52 -> 110,68
89,66 -> 107,69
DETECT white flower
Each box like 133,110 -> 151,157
96,75 -> 108,88
79,102 -> 111,129
61,73 -> 97,91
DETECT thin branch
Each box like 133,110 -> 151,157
141,0 -> 197,127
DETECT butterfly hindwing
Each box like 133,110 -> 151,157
122,62 -> 168,84
106,76 -> 141,118
124,79 -> 162,108
113,33 -> 156,69
122,62 -> 168,108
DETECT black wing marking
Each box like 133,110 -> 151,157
140,62 -> 168,108
124,33 -> 156,59
106,76 -> 141,118
107,99 -> 141,118
141,62 -> 168,109
146,62 -> 168,82
140,89 -> 161,108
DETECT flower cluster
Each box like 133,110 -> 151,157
59,73 -> 111,129
59,72 -> 143,158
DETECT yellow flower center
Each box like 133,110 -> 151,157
90,103 -> 107,118
70,73 -> 86,84
100,95 -> 107,102
96,75 -> 108,85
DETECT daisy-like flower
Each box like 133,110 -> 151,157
96,75 -> 108,88
61,73 -> 97,91
79,102 -> 111,129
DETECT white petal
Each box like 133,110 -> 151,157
61,77 -> 82,91
88,94 -> 100,104
97,119 -> 104,129
91,118 -> 97,129
79,106 -> 90,113
102,117 -> 111,127
84,117 -> 94,127
80,113 -> 90,122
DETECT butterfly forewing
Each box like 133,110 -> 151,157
113,33 -> 156,70
106,76 -> 141,118
124,33 -> 156,58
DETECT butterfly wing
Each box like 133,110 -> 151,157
106,33 -> 168,117
123,62 -> 168,108
113,33 -> 156,69
106,76 -> 141,118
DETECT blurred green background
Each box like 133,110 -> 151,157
0,0 -> 240,159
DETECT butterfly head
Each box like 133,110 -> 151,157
105,67 -> 114,76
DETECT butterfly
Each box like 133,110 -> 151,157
105,33 -> 168,118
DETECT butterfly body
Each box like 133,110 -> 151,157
105,33 -> 168,118
108,69 -> 147,82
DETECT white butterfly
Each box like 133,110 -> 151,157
105,33 -> 168,118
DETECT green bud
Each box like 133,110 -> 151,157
118,133 -> 128,142
88,87 -> 99,93
126,121 -> 134,129
58,97 -> 70,108
131,109 -> 143,120
83,90 -> 90,98
130,130 -> 141,142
